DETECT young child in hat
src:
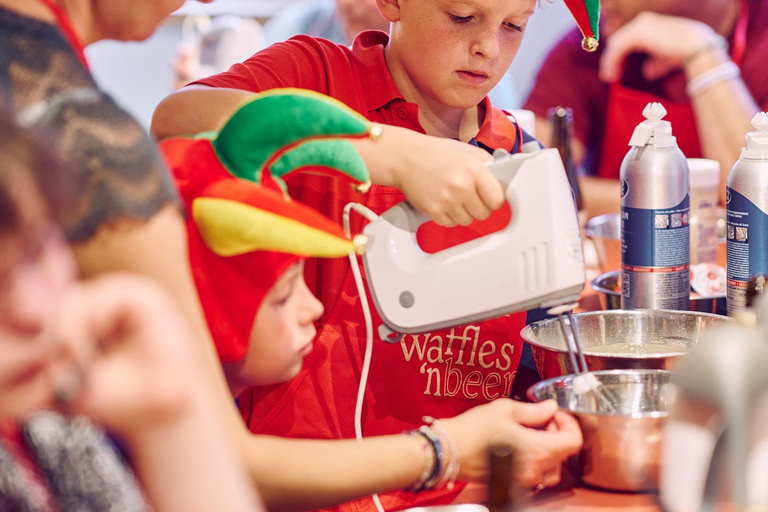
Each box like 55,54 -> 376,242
162,89 -> 582,510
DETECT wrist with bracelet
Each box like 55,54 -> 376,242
405,417 -> 461,492
686,61 -> 741,97
683,35 -> 729,67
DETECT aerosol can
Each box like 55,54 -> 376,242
726,112 -> 768,316
620,102 -> 690,310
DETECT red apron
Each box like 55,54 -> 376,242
239,114 -> 527,512
596,0 -> 748,179
596,83 -> 702,179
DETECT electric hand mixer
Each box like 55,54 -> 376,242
360,147 -> 586,335
346,147 -> 620,415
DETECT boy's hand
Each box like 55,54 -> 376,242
355,127 -> 506,227
394,135 -> 505,227
52,274 -> 198,440
438,398 -> 583,489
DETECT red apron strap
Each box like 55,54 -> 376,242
35,0 -> 90,71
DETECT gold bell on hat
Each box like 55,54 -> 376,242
581,36 -> 599,52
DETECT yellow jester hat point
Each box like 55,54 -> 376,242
161,89 -> 372,363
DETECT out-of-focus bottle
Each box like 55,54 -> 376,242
688,158 -> 720,266
726,112 -> 768,316
620,102 -> 690,310
548,106 -> 583,214
487,442 -> 517,512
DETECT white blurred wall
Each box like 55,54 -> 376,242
86,0 -> 574,131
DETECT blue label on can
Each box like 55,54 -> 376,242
621,195 -> 690,310
726,187 -> 768,314
622,196 -> 690,268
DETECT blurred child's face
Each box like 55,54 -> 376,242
224,261 -> 324,391
382,0 -> 536,110
0,179 -> 76,420
336,0 -> 390,43
93,0 -> 214,41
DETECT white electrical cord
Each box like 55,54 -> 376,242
343,202 -> 387,512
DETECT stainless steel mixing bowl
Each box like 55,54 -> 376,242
528,369 -> 673,492
520,310 -> 729,380
591,269 -> 727,316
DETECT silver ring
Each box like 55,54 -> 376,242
537,483 -> 545,491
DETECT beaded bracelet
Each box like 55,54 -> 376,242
406,425 -> 444,492
423,416 -> 460,490
418,425 -> 445,490
407,430 -> 435,492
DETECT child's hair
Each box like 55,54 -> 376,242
0,102 -> 73,234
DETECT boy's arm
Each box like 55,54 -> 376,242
152,87 -> 505,227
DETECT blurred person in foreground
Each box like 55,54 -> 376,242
0,110 -> 259,512
525,0 -> 768,216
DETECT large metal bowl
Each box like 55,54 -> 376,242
591,269 -> 727,315
528,369 -> 673,492
520,310 -> 729,380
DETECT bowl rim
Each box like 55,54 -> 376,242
526,369 -> 673,417
590,269 -> 726,299
520,309 -> 731,355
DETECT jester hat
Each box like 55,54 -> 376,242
563,0 -> 600,51
161,89 -> 373,363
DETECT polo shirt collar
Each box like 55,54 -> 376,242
352,30 -> 404,112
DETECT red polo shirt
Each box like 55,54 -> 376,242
196,31 -> 529,512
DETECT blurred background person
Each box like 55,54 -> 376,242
524,0 -> 768,217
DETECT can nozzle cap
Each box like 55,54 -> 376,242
628,102 -> 678,149
741,112 -> 768,161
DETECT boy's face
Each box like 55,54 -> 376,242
383,0 -> 536,110
224,261 -> 324,390
0,181 -> 76,420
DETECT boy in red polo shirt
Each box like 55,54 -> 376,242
153,2 -> 594,510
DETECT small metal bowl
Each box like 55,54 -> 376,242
591,270 -> 727,316
584,212 -> 726,272
584,213 -> 622,272
528,369 -> 673,492
520,310 -> 729,380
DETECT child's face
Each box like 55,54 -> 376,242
225,261 -> 324,390
384,0 -> 536,110
0,183 -> 76,420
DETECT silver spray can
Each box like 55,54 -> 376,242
726,112 -> 768,316
620,102 -> 690,310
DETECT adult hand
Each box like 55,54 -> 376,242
599,12 -> 726,83
51,274 -> 198,440
439,398 -> 583,489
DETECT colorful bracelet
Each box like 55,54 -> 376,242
406,425 -> 444,492
424,416 -> 460,490
407,430 -> 435,492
